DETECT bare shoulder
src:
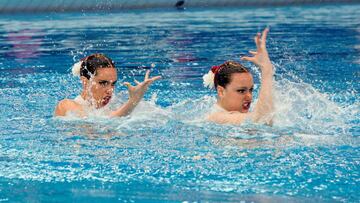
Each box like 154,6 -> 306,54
54,99 -> 82,116
207,111 -> 250,125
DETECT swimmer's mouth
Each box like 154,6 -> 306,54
102,96 -> 112,106
242,101 -> 251,112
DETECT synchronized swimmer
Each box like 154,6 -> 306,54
55,54 -> 161,117
203,28 -> 274,125
55,28 -> 274,125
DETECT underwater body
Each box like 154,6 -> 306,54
0,4 -> 359,202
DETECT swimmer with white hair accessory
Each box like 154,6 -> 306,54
203,28 -> 274,125
55,53 -> 161,117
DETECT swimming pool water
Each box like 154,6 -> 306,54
0,4 -> 359,202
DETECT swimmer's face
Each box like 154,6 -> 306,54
85,67 -> 117,108
217,72 -> 254,113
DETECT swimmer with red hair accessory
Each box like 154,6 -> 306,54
203,28 -> 274,125
55,53 -> 161,117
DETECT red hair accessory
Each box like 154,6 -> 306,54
211,65 -> 221,74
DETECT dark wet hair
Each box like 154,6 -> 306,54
80,53 -> 115,79
214,61 -> 249,88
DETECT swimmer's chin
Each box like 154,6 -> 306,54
240,109 -> 250,113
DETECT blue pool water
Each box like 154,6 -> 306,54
0,4 -> 359,202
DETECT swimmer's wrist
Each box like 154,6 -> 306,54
259,63 -> 273,76
128,98 -> 141,106
259,61 -> 272,68
262,70 -> 274,77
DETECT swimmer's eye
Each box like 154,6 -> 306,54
99,81 -> 109,87
237,89 -> 246,94
237,88 -> 253,94
111,81 -> 117,87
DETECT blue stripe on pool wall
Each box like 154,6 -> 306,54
0,0 -> 359,13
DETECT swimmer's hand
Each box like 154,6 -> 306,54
109,70 -> 161,117
241,28 -> 273,76
124,70 -> 161,104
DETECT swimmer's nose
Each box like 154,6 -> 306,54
106,87 -> 114,94
245,91 -> 252,100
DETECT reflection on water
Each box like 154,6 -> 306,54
6,29 -> 43,61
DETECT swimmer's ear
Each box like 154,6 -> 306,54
80,76 -> 88,87
217,85 -> 225,98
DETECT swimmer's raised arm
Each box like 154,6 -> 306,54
241,28 -> 274,124
109,70 -> 161,117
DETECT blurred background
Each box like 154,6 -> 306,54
1,0 -> 359,13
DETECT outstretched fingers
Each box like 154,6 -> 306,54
241,28 -> 271,66
134,79 -> 141,85
249,50 -> 258,55
127,70 -> 161,87
144,75 -> 162,85
144,69 -> 161,84
241,56 -> 255,63
123,82 -> 133,91
261,28 -> 269,48
254,28 -> 269,50
150,76 -> 162,82
144,70 -> 150,80
254,32 -> 261,49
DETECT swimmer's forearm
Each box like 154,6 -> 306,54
109,98 -> 141,117
253,64 -> 274,124
259,62 -> 273,76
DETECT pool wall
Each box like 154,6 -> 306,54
1,0 -> 359,13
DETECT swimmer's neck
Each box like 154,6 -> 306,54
80,91 -> 102,109
80,91 -> 87,101
80,91 -> 88,101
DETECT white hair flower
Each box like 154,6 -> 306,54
72,61 -> 82,77
203,65 -> 221,89
203,70 -> 215,89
